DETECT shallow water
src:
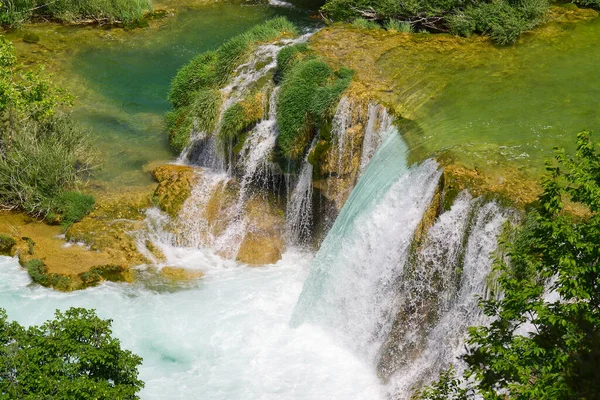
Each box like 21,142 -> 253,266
8,2 -> 316,187
0,254 -> 384,399
378,15 -> 600,180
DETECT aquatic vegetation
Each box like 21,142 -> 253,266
0,0 -> 153,26
0,233 -> 15,255
276,57 -> 353,160
168,51 -> 218,109
352,17 -> 380,30
0,307 -> 144,398
167,17 -> 297,151
321,0 -> 551,44
0,37 -> 96,219
52,191 -> 96,229
219,92 -> 264,147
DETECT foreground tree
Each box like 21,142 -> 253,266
421,131 -> 600,399
0,307 -> 144,399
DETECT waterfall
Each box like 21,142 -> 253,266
291,127 -> 509,397
385,200 -> 506,397
360,104 -> 392,172
235,87 -> 280,211
285,139 -> 317,246
178,34 -> 310,168
291,129 -> 442,359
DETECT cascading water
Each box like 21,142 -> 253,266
291,128 -> 443,360
360,104 -> 392,172
285,139 -> 317,246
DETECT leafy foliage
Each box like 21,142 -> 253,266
0,36 -> 96,218
0,0 -> 152,26
321,0 -> 550,44
420,131 -> 600,399
0,307 -> 144,399
276,57 -> 353,160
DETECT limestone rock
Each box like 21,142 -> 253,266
160,266 -> 204,281
152,164 -> 199,217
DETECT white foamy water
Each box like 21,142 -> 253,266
0,254 -> 384,399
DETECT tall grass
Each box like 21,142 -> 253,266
276,58 -> 353,160
385,19 -> 412,33
0,113 -> 96,217
0,0 -> 152,26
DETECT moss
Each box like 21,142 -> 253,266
25,258 -> 72,290
22,32 -> 40,44
167,89 -> 222,152
219,92 -> 264,149
53,191 -> 96,230
276,58 -> 353,160
168,52 -> 218,108
21,236 -> 35,255
0,234 -> 16,256
79,264 -> 131,288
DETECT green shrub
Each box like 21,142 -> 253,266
276,43 -> 311,78
0,234 -> 16,256
0,307 -> 144,398
218,93 -> 264,148
322,0 -> 551,44
277,59 -> 353,160
53,191 -> 95,229
79,265 -> 129,287
25,258 -> 49,285
167,89 -> 222,152
0,37 -> 96,217
213,17 -> 298,85
166,17 -> 297,151
0,114 -> 96,217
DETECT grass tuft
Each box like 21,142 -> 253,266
277,59 -> 353,160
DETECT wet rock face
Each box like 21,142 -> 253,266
236,196 -> 285,265
160,266 -> 204,281
152,164 -> 199,217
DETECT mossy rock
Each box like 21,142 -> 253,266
0,234 -> 17,256
152,164 -> 198,217
79,265 -> 134,288
22,32 -> 40,44
160,266 -> 203,281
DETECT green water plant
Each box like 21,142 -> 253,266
352,18 -> 380,30
385,19 -> 412,33
0,307 -> 144,398
420,131 -> 600,399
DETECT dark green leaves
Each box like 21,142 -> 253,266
0,308 -> 144,399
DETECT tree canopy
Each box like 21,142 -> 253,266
0,307 -> 144,399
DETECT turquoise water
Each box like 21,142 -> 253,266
64,2 -> 316,186
0,253 -> 384,399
